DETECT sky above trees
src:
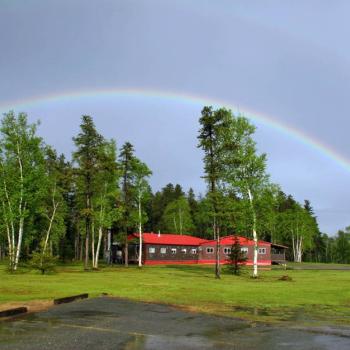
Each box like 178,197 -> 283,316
1,0 -> 350,234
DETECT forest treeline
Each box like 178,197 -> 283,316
0,109 -> 349,272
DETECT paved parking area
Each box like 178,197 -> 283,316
0,297 -> 349,349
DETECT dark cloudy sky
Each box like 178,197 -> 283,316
1,0 -> 349,234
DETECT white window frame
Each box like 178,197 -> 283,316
149,247 -> 156,254
171,248 -> 177,254
191,248 -> 197,254
241,247 -> 248,254
181,248 -> 187,254
223,247 -> 231,255
258,247 -> 266,254
206,247 -> 214,254
160,247 -> 167,254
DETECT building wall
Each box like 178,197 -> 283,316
144,244 -> 199,265
142,242 -> 271,266
199,243 -> 271,266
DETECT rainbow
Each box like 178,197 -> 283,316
0,87 -> 349,173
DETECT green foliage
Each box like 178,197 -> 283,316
0,110 -> 342,268
161,196 -> 194,234
227,237 -> 248,275
0,111 -> 47,270
151,183 -> 185,232
29,248 -> 58,274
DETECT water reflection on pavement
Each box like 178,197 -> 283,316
0,297 -> 349,349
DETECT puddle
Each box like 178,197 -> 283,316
232,305 -> 350,325
65,310 -> 119,318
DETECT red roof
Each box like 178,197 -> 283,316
129,233 -> 208,246
200,235 -> 270,247
129,233 -> 271,247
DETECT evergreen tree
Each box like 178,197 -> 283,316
198,106 -> 227,279
227,236 -> 247,275
73,115 -> 104,270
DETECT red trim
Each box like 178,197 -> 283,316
143,259 -> 271,266
144,260 -> 198,265
198,259 -> 271,266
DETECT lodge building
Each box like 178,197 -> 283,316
128,233 -> 287,266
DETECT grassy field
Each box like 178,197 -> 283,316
1,263 -> 350,324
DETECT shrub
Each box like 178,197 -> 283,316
30,250 -> 58,274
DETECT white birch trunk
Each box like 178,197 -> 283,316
43,194 -> 59,255
13,141 -> 25,271
93,192 -> 106,269
247,188 -> 258,278
14,216 -> 24,270
94,226 -> 103,269
138,192 -> 143,267
91,220 -> 96,268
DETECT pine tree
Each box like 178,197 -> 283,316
73,116 -> 104,270
227,237 -> 247,275
198,106 -> 227,279
119,142 -> 136,267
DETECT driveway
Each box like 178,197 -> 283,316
0,297 -> 349,349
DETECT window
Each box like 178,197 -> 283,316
258,248 -> 266,254
241,247 -> 248,254
223,247 -> 231,255
149,247 -> 155,254
181,248 -> 187,254
191,248 -> 197,254
206,247 -> 214,254
171,248 -> 177,254
160,247 -> 167,254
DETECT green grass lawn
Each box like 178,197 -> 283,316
1,262 -> 350,324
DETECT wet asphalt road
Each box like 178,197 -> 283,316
0,297 -> 349,350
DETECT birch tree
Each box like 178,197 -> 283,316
162,197 -> 194,235
39,147 -> 66,256
277,204 -> 316,262
92,140 -> 121,269
221,112 -> 269,278
131,159 -> 152,267
0,111 -> 46,271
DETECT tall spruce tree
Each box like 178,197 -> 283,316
198,106 -> 227,279
119,142 -> 135,267
73,116 -> 104,270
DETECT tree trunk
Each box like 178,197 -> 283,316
14,217 -> 24,271
80,236 -> 83,261
94,226 -> 103,269
215,227 -> 221,279
43,201 -> 59,255
124,239 -> 129,267
138,194 -> 142,267
84,218 -> 90,270
91,220 -> 95,268
248,188 -> 258,278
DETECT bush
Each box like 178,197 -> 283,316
30,250 -> 58,274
